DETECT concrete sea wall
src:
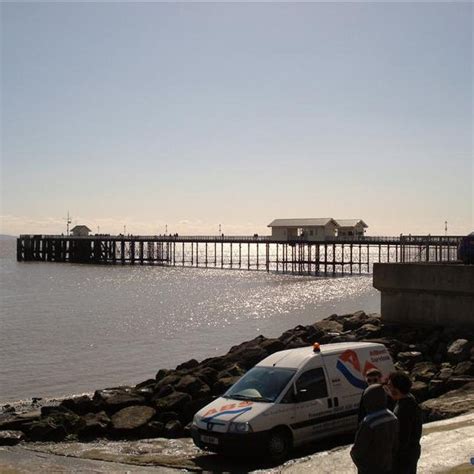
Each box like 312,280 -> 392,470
373,263 -> 474,328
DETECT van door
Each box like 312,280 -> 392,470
321,351 -> 367,435
282,366 -> 335,444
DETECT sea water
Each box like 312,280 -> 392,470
0,239 -> 379,402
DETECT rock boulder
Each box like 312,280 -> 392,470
0,412 -> 41,432
155,369 -> 172,382
25,414 -> 76,442
227,346 -> 268,370
154,391 -> 191,413
60,395 -> 98,415
164,419 -> 183,438
313,319 -> 343,334
174,375 -> 209,397
436,367 -> 453,381
411,361 -> 438,382
411,381 -> 429,402
176,359 -> 199,371
154,375 -> 182,393
0,430 -> 24,446
453,361 -> 474,376
212,376 -> 240,395
143,420 -> 164,438
193,367 -> 218,386
421,382 -> 474,422
342,311 -> 374,331
355,323 -> 381,339
78,411 -> 110,439
93,387 -> 146,414
111,405 -> 156,433
447,339 -> 472,364
135,379 -> 156,389
397,352 -> 424,368
259,338 -> 286,354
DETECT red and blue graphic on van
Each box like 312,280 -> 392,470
202,406 -> 253,423
336,350 -> 368,390
202,401 -> 254,423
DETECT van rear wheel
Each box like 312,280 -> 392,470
266,428 -> 291,463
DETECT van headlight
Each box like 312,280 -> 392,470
228,422 -> 252,433
192,414 -> 200,427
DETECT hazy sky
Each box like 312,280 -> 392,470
1,1 -> 472,236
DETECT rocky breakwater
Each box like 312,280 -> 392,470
1,311 -> 473,446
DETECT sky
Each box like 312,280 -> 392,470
1,1 -> 472,236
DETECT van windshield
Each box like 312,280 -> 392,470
224,367 -> 296,403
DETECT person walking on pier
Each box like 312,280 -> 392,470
350,384 -> 399,474
387,371 -> 423,474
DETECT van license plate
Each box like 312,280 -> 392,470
201,434 -> 219,445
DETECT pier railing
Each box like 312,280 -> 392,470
17,233 -> 462,276
18,234 -> 463,245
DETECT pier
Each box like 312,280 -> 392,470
16,234 -> 462,276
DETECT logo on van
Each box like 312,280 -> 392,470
336,350 -> 368,390
202,401 -> 254,424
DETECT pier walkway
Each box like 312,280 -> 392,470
17,234 -> 462,276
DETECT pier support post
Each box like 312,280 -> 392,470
332,244 -> 336,275
266,243 -> 270,272
350,244 -> 353,274
341,244 -> 345,274
324,244 -> 328,275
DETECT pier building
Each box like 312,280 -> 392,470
70,225 -> 92,237
267,218 -> 369,241
335,219 -> 368,237
268,218 -> 339,241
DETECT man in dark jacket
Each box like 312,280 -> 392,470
358,368 -> 395,423
350,384 -> 399,474
388,372 -> 423,474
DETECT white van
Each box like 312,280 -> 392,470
191,342 -> 394,460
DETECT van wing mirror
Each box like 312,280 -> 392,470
291,383 -> 299,403
294,386 -> 307,403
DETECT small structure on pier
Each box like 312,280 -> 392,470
268,218 -> 339,241
70,225 -> 91,237
335,219 -> 368,237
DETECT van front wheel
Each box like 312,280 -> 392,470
266,428 -> 291,463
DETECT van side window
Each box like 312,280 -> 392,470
295,368 -> 328,402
